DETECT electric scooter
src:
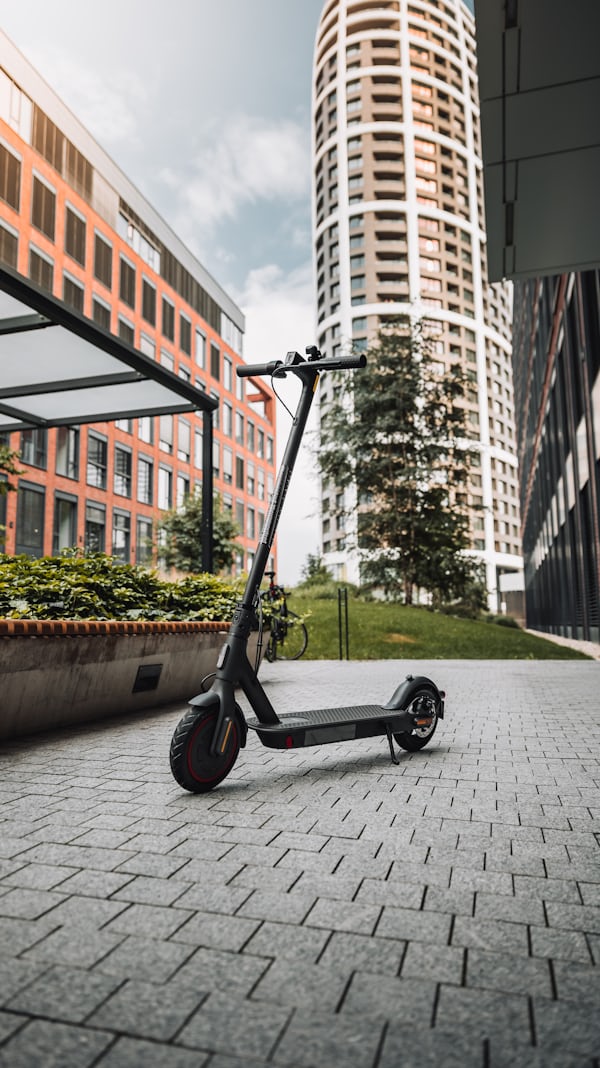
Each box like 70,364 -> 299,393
169,347 -> 445,793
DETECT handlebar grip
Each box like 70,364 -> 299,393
236,360 -> 282,378
306,354 -> 367,371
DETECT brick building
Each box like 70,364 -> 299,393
0,31 -> 276,572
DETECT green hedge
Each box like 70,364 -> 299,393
0,552 -> 243,622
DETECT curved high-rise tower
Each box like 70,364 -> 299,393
311,0 -> 521,603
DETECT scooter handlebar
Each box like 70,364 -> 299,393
236,360 -> 283,378
236,353 -> 366,378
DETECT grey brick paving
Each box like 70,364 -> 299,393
0,659 -> 599,1066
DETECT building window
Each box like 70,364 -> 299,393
115,418 -> 133,433
212,441 -> 220,477
16,483 -> 45,557
158,466 -> 172,509
235,500 -> 244,532
114,446 -> 132,497
195,328 -> 206,367
177,418 -> 191,462
53,493 -> 77,553
235,455 -> 244,490
119,256 -> 136,308
63,274 -> 84,313
29,246 -> 53,292
247,462 -> 255,496
194,428 -> 203,468
112,510 -> 131,562
247,507 -> 255,539
85,502 -> 105,553
137,456 -> 153,505
94,232 -> 112,288
223,447 -> 233,484
92,297 -> 110,330
247,421 -> 255,453
210,343 -> 221,380
159,414 -> 173,454
138,416 -> 154,444
176,474 -> 190,507
223,402 -> 233,438
180,314 -> 191,355
257,430 -> 265,460
223,356 -> 232,391
162,297 -> 175,341
65,206 -> 86,267
87,432 -> 107,488
141,278 -> 156,326
56,427 -> 79,479
118,318 -> 134,345
20,428 -> 47,469
0,221 -> 18,268
0,143 -> 21,211
235,412 -> 244,446
136,517 -> 153,565
31,175 -> 56,240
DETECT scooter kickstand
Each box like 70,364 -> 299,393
385,724 -> 400,765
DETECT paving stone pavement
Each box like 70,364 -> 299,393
0,658 -> 599,1068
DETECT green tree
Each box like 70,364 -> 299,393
0,444 -> 23,493
0,444 -> 23,549
157,491 -> 240,574
318,317 -> 479,604
299,553 -> 333,587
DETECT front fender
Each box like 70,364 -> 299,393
383,675 -> 445,718
188,689 -> 248,747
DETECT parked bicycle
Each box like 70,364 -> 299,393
260,570 -> 308,662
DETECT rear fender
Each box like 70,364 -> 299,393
383,675 -> 445,718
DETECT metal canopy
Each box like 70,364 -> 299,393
0,264 -> 217,429
0,264 -> 217,571
474,0 -> 600,282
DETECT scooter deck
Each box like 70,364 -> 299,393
246,704 -> 417,750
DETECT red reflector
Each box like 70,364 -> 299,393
285,736 -> 294,748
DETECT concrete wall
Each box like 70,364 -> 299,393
0,621 -> 261,739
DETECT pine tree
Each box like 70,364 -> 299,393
319,317 -> 481,604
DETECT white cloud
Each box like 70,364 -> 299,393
159,115 -> 310,231
22,45 -> 148,151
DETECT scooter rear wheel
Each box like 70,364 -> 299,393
394,684 -> 440,751
170,708 -> 240,793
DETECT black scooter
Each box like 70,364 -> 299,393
169,347 -> 445,793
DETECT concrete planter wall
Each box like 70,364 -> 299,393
0,619 -> 258,740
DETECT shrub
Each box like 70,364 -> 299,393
485,613 -> 521,629
0,551 -> 242,621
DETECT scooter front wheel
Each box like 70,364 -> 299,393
170,708 -> 240,793
394,684 -> 440,751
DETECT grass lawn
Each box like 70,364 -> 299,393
287,594 -> 589,660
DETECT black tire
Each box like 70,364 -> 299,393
394,684 -> 440,751
170,707 -> 240,793
264,634 -> 277,663
273,610 -> 308,661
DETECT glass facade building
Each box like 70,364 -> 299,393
512,271 -> 600,641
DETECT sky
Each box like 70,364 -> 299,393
1,0 -> 327,583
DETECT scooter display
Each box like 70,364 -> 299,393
169,347 -> 445,793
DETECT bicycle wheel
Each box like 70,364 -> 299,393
264,634 -> 277,662
274,610 -> 308,660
